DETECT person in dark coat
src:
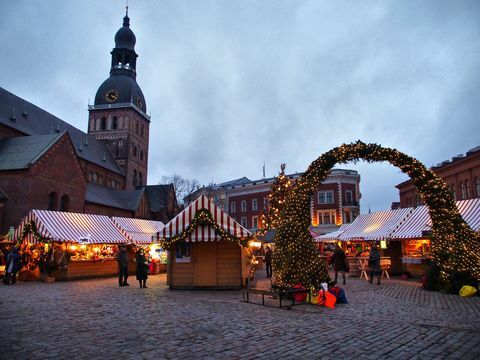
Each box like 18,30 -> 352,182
117,245 -> 129,287
136,248 -> 149,288
264,247 -> 272,278
368,245 -> 381,285
5,246 -> 21,285
330,244 -> 347,285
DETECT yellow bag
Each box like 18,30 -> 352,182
307,287 -> 322,305
459,285 -> 477,297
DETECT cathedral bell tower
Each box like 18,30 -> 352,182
88,8 -> 150,190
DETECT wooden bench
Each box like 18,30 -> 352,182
241,287 -> 309,309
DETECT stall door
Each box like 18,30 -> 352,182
193,242 -> 217,286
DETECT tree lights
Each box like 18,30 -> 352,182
274,140 -> 479,291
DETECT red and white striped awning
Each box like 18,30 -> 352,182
390,198 -> 480,239
314,224 -> 351,242
14,210 -> 128,244
160,195 -> 251,242
112,217 -> 165,244
338,208 -> 413,241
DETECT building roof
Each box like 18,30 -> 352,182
0,133 -> 63,170
85,183 -> 144,211
143,184 -> 175,212
0,87 -> 124,175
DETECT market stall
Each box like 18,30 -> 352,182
14,210 -> 130,280
111,216 -> 167,273
159,195 -> 253,289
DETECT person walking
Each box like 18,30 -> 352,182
330,244 -> 347,285
368,245 -> 381,285
4,246 -> 21,285
117,245 -> 129,287
136,248 -> 149,288
264,247 -> 272,278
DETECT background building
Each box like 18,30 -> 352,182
0,12 -> 177,233
396,146 -> 480,208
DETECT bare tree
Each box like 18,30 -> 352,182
160,174 -> 200,206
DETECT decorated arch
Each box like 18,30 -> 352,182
273,141 -> 480,291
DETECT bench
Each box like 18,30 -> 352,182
241,287 -> 309,309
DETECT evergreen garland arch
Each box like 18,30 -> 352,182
274,140 -> 480,291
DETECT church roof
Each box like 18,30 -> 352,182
0,133 -> 63,170
0,87 -> 124,175
85,183 -> 145,212
143,184 -> 176,212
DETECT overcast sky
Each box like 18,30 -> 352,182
1,1 -> 479,212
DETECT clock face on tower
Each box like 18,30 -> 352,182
105,89 -> 119,103
136,97 -> 143,109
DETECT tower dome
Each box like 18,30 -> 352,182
114,14 -> 136,50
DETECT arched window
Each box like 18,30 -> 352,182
133,170 -> 137,187
100,117 -> 106,131
140,150 -> 144,161
133,146 -> 137,157
48,192 -> 58,210
135,121 -> 139,134
139,172 -> 143,186
60,194 -> 70,211
92,172 -> 98,183
112,116 -> 118,130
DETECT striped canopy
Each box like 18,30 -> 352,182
112,217 -> 164,244
160,195 -> 251,242
314,224 -> 351,242
14,210 -> 127,244
338,208 -> 413,241
390,198 -> 480,239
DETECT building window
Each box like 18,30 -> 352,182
241,217 -> 247,228
133,146 -> 138,157
252,216 -> 258,229
60,194 -> 69,212
317,210 -> 336,225
252,199 -> 258,211
92,172 -> 98,183
48,192 -> 58,210
344,209 -> 351,224
263,197 -> 268,209
100,117 -> 106,131
112,116 -> 118,130
241,200 -> 247,212
141,125 -> 145,138
318,191 -> 334,204
135,121 -> 139,134
460,181 -> 467,200
139,172 -> 143,186
140,150 -> 144,161
475,177 -> 480,198
345,190 -> 353,203
465,180 -> 470,199
230,202 -> 236,214
133,170 -> 137,187
175,241 -> 191,261
415,195 -> 421,207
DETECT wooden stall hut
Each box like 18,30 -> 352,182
336,208 -> 413,276
14,210 -> 129,280
159,195 -> 252,289
111,217 -> 167,273
389,198 -> 480,277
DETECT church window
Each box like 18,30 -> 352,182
135,121 -> 139,134
141,125 -> 144,138
48,192 -> 58,210
92,172 -> 98,183
133,170 -> 138,187
140,150 -> 144,161
112,116 -> 118,130
100,117 -> 106,131
139,172 -> 143,186
133,146 -> 138,157
124,116 -> 129,129
60,194 -> 70,212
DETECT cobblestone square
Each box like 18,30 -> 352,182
1,273 -> 479,359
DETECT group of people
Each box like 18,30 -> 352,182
117,245 -> 150,289
330,243 -> 383,285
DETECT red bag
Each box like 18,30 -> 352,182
293,284 -> 308,303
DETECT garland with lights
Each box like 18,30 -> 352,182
158,208 -> 255,249
274,140 -> 480,292
17,221 -> 51,245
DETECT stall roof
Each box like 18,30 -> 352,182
112,217 -> 164,244
390,198 -> 480,239
160,195 -> 251,242
338,208 -> 413,241
315,224 -> 351,242
14,210 -> 127,244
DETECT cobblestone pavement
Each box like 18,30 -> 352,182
1,271 -> 479,360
